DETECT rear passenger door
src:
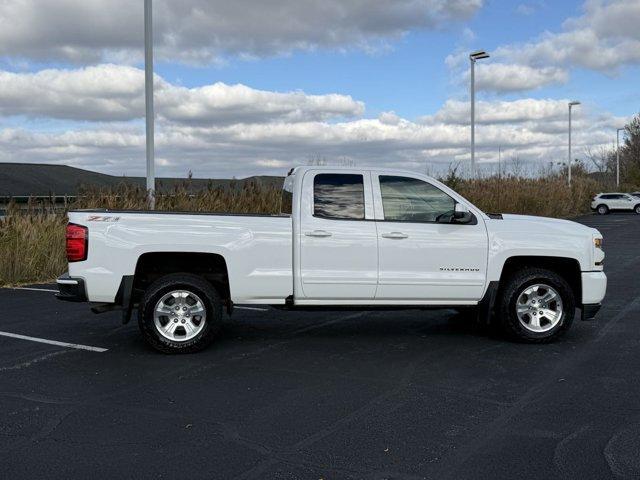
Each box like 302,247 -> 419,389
298,171 -> 378,300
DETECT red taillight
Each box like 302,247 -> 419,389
66,223 -> 88,262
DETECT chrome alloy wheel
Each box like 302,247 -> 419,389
153,290 -> 206,342
516,284 -> 564,333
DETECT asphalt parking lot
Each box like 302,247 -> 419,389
1,213 -> 639,480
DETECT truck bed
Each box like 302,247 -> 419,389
68,210 -> 293,304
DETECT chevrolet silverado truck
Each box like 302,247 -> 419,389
56,167 -> 607,353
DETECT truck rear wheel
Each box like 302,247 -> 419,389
498,267 -> 575,343
138,273 -> 223,353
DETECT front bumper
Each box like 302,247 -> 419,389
580,271 -> 606,321
55,273 -> 87,302
582,271 -> 607,304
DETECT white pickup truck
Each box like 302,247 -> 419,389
57,166 -> 607,353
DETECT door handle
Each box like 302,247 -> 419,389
305,230 -> 333,238
381,232 -> 409,239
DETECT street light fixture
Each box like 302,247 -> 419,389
144,0 -> 156,209
470,50 -> 490,178
567,101 -> 580,186
616,127 -> 625,188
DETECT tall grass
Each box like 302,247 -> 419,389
454,175 -> 599,218
0,206 -> 67,286
0,174 -> 619,286
72,180 -> 282,213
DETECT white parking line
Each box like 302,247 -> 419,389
10,287 -> 58,293
0,331 -> 108,353
235,306 -> 269,312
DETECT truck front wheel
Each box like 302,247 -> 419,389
498,268 -> 575,343
138,273 -> 223,353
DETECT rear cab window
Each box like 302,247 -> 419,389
313,174 -> 365,220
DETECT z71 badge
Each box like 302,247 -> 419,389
86,216 -> 120,222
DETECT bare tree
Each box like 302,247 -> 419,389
308,155 -> 356,167
509,153 -> 523,177
584,145 -> 612,174
307,155 -> 328,166
538,161 -> 555,178
338,157 -> 356,167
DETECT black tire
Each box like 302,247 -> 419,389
596,204 -> 609,215
497,267 -> 575,343
634,204 -> 640,215
138,273 -> 223,354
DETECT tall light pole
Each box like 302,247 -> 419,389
144,0 -> 156,209
469,50 -> 490,178
616,127 -> 625,188
567,101 -> 580,186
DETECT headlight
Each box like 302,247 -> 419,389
594,237 -> 604,266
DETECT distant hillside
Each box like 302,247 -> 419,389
0,163 -> 284,197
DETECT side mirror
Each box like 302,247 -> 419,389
454,203 -> 473,224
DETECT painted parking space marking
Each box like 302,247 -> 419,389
0,331 -> 108,353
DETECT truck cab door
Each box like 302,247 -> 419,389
297,170 -> 378,300
372,174 -> 488,302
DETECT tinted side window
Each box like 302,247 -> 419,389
380,176 -> 455,223
313,174 -> 365,220
601,194 -> 615,199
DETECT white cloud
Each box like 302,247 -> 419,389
0,64 -> 364,123
496,0 -> 640,72
0,97 -> 625,179
473,64 -> 568,92
445,0 -> 640,93
0,0 -> 484,64
378,111 -> 402,125
445,52 -> 569,93
161,82 -> 364,124
0,65 -> 145,122
427,98 -> 571,125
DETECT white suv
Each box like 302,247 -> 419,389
591,193 -> 640,215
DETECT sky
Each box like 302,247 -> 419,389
0,0 -> 638,179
